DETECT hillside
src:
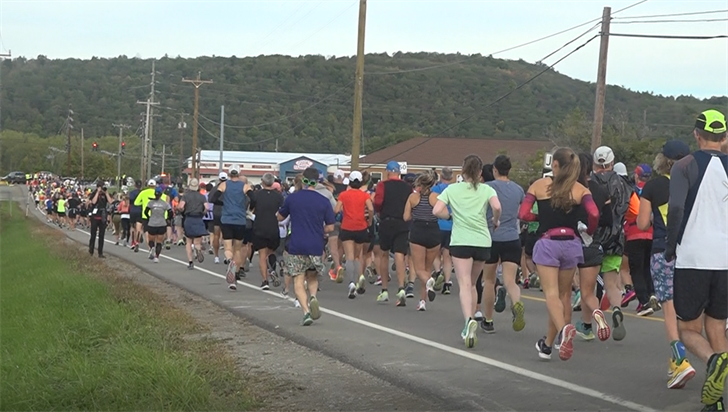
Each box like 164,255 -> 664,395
2,53 -> 726,156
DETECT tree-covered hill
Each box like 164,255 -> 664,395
2,52 -> 726,158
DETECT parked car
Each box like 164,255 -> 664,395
2,171 -> 26,184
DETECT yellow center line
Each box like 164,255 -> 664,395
520,294 -> 666,323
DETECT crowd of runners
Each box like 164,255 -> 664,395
27,109 -> 728,412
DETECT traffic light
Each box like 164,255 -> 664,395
121,141 -> 126,156
92,142 -> 98,151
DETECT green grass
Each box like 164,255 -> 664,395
0,202 -> 258,411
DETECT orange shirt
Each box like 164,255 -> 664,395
339,188 -> 371,231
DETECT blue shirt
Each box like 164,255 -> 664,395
278,189 -> 335,256
129,188 -> 141,214
432,182 -> 452,231
221,180 -> 247,226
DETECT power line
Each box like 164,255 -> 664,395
366,0 -> 648,76
609,33 -> 728,40
288,1 -> 357,52
538,22 -> 600,64
362,34 -> 601,169
614,9 -> 728,20
612,18 -> 728,24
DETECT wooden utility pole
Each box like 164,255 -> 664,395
113,123 -> 131,188
161,144 -> 166,175
591,6 -> 611,154
182,72 -> 213,179
66,105 -> 74,176
350,0 -> 367,170
80,128 -> 84,181
146,60 -> 158,179
177,114 -> 187,176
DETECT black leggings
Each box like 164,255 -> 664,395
626,239 -> 654,305
89,218 -> 106,255
121,218 -> 131,243
476,272 -> 484,304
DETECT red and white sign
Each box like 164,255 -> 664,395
293,159 -> 314,171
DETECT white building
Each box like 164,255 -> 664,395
185,150 -> 352,184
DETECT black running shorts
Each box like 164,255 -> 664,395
674,268 -> 728,322
450,246 -> 491,262
485,240 -> 522,264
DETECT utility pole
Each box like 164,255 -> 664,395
591,6 -> 611,154
182,72 -> 213,179
350,0 -> 367,170
147,60 -> 158,179
113,123 -> 131,189
137,98 -> 159,182
80,128 -> 84,181
66,105 -> 74,176
219,105 -> 224,175
0,51 -> 10,162
161,144 -> 166,175
177,114 -> 187,177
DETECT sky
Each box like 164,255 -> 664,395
1,0 -> 727,98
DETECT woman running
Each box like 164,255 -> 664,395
474,164 -> 495,324
519,148 -> 598,361
335,171 -> 374,299
434,155 -> 501,349
574,153 -> 613,342
143,187 -> 172,263
404,171 -> 439,311
118,194 -> 131,247
179,178 -> 209,270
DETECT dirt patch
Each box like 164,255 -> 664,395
31,219 -> 433,411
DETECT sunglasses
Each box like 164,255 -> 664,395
301,177 -> 317,187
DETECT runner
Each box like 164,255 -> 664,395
210,172 -> 227,263
88,183 -> 113,258
335,170 -> 373,299
403,171 -> 439,311
251,173 -> 285,290
636,139 -> 696,389
482,155 -> 526,332
474,164 -> 495,322
143,186 -> 172,263
432,167 -> 454,295
433,154 -> 501,349
118,194 -> 131,247
67,193 -> 81,231
327,169 -> 347,282
179,178 -> 209,269
133,180 -> 157,252
520,148 -> 598,361
276,167 -> 336,326
665,110 -> 728,410
374,161 -> 413,306
592,145 -> 634,341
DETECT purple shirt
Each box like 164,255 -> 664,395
278,189 -> 335,256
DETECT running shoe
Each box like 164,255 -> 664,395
335,266 -> 345,283
405,282 -> 415,298
702,353 -> 728,405
417,300 -> 426,311
668,358 -> 696,389
529,273 -> 540,289
153,257 -> 159,263
535,337 -> 552,360
637,303 -> 654,317
280,288 -> 288,297
214,256 -> 220,264
462,319 -> 478,349
593,309 -> 611,341
433,271 -> 445,291
621,289 -> 636,308
611,307 -> 626,341
511,301 -> 525,332
196,248 -> 204,263
309,296 -> 321,320
261,280 -> 270,291
648,295 -> 662,312
557,324 -> 576,361
188,262 -> 194,270
165,239 -> 171,250
302,313 -> 313,326
442,282 -> 452,295
356,274 -> 366,295
571,290 -> 582,311
148,248 -> 155,260
426,278 -> 436,302
494,287 -> 507,313
480,319 -> 495,334
243,259 -> 250,272
473,310 -> 484,321
228,283 -> 237,291
396,289 -> 406,307
702,398 -> 724,412
294,299 -> 301,308
576,321 -> 595,341
348,282 -> 357,299
226,260 -> 237,286
377,290 -> 389,303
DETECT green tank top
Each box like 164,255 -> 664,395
57,199 -> 66,213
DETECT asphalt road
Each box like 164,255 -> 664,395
7,186 -> 721,412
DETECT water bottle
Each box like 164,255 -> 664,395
578,221 -> 592,247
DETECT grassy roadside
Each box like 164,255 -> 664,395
0,202 -> 258,411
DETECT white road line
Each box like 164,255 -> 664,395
67,220 -> 656,412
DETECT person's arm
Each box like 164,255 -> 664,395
636,198 -> 652,231
133,191 -> 143,206
144,206 -> 151,220
90,189 -> 100,205
489,195 -> 502,230
373,182 -> 385,212
365,198 -> 374,227
276,196 -> 290,222
518,193 -> 538,222
323,199 -> 336,233
666,156 -> 694,261
334,199 -> 343,215
581,193 -> 599,235
403,194 -> 415,222
625,192 -> 640,221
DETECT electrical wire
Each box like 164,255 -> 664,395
366,0 -> 648,76
288,1 -> 357,52
612,18 -> 728,24
249,1 -> 313,56
609,33 -> 728,40
614,9 -> 728,20
361,34 -> 601,169
538,22 -> 600,64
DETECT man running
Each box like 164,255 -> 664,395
592,146 -> 634,341
210,172 -> 227,263
133,180 -> 157,252
666,109 -> 728,410
277,167 -> 336,326
251,173 -> 285,290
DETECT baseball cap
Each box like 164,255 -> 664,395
593,146 -> 615,166
188,178 -> 200,190
218,171 -> 228,181
614,162 -> 628,177
695,109 -> 727,134
634,163 -> 652,179
440,167 -> 453,180
317,169 -> 326,183
386,161 -> 401,173
229,164 -> 241,175
147,179 -> 157,187
271,182 -> 281,192
349,171 -> 363,182
662,140 -> 691,161
154,186 -> 163,195
333,169 -> 346,180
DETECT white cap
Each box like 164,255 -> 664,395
218,171 -> 228,181
343,178 -> 350,185
188,178 -> 200,190
147,179 -> 157,187
593,146 -> 615,166
614,162 -> 628,176
333,169 -> 345,179
349,171 -> 363,182
289,186 -> 295,194
229,164 -> 241,175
